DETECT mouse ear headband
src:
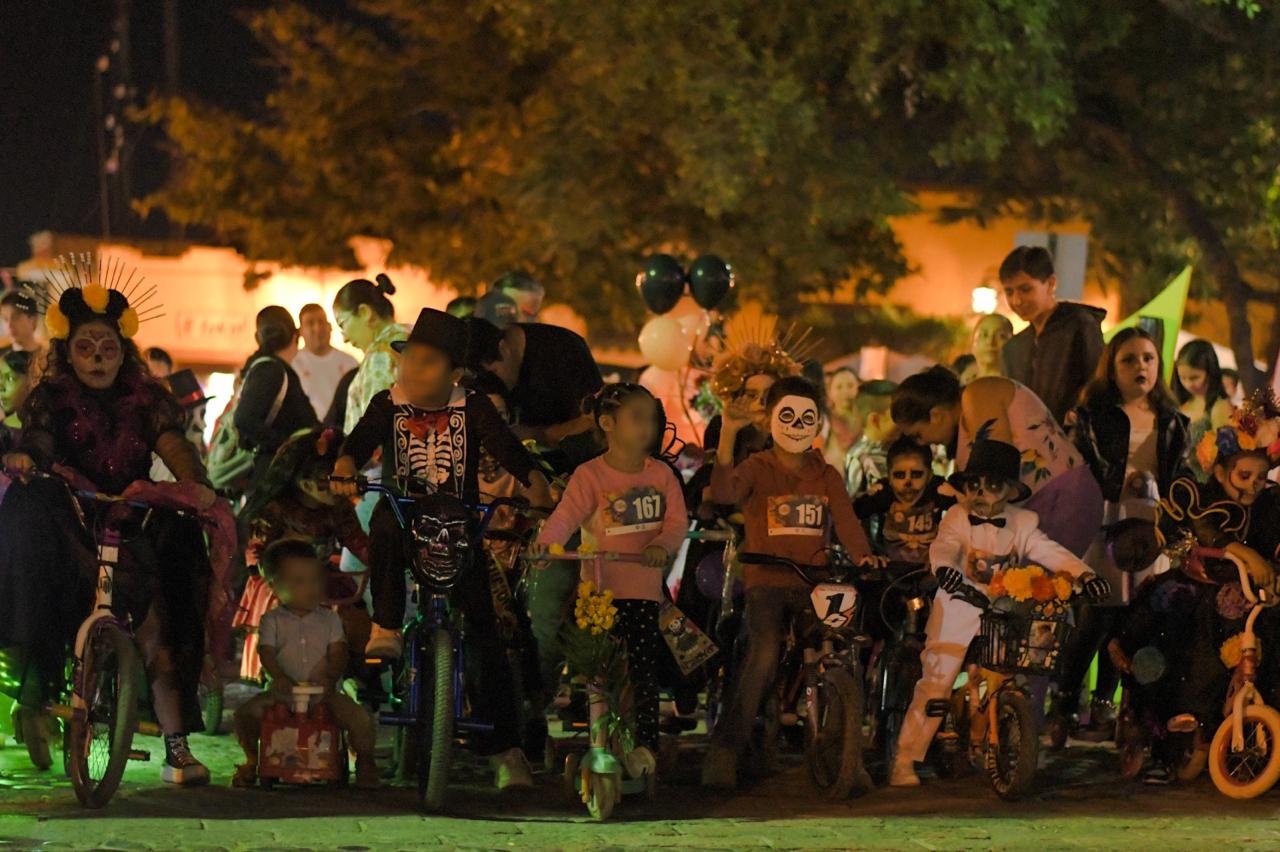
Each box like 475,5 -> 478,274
27,253 -> 161,340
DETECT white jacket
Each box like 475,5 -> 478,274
929,503 -> 1090,590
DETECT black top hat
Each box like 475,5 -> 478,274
168,369 -> 211,408
392,307 -> 467,364
947,439 -> 1032,503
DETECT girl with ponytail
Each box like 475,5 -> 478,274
332,274 -> 408,434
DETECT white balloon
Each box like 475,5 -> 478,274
639,316 -> 693,371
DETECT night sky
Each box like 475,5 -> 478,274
0,1 -> 280,267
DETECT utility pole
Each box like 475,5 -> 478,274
94,53 -> 111,239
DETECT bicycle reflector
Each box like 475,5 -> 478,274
409,493 -> 472,589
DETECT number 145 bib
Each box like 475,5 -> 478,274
767,494 -> 827,537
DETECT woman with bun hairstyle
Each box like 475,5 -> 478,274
332,274 -> 409,434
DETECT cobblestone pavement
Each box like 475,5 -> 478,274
3,723 -> 1280,851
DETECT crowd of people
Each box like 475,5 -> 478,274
0,243 -> 1277,803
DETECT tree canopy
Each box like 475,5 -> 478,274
144,0 -> 1280,384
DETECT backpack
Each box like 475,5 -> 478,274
206,357 -> 288,497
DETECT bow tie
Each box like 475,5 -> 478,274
969,514 -> 1006,528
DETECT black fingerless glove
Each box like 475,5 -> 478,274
936,566 -> 965,594
1083,575 -> 1111,603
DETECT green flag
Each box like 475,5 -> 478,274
1104,265 -> 1192,382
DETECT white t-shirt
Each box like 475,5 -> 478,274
292,347 -> 358,420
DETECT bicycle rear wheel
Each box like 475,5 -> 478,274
418,628 -> 455,812
68,623 -> 140,808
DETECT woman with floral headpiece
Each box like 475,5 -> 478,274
0,266 -> 222,783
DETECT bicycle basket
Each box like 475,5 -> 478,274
408,493 -> 472,590
976,608 -> 1072,676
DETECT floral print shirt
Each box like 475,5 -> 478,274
958,382 -> 1082,497
343,322 -> 409,435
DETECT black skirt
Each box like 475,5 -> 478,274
0,476 -> 210,730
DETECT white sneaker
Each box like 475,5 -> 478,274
490,748 -> 534,791
889,755 -> 921,787
365,625 -> 404,659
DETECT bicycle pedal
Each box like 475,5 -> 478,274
128,749 -> 151,762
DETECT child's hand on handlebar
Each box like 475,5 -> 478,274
329,456 -> 359,497
2,451 -> 35,481
1080,573 -> 1111,603
935,566 -> 965,593
1226,542 -> 1275,586
642,544 -> 670,568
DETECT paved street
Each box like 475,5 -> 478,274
3,720 -> 1280,851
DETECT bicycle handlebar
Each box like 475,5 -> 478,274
331,475 -> 533,535
1192,546 -> 1277,606
737,552 -> 873,588
24,470 -> 196,519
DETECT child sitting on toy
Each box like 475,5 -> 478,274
233,539 -> 378,789
701,376 -> 873,789
889,439 -> 1109,787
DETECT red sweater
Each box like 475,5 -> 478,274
710,448 -> 870,589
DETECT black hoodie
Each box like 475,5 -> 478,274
1002,301 -> 1106,424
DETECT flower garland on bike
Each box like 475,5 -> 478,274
0,257 -> 226,784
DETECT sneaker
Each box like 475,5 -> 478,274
889,754 -> 921,787
365,625 -> 404,659
701,743 -> 738,789
162,734 -> 211,786
231,763 -> 258,788
490,748 -> 534,791
1143,763 -> 1173,785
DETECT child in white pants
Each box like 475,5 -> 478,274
890,440 -> 1108,787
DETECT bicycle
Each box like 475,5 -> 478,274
1198,546 -> 1280,799
684,519 -> 741,736
925,582 -> 1078,801
735,551 -> 873,800
343,477 -> 523,811
28,471 -> 189,808
864,561 -> 934,775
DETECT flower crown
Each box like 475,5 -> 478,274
27,253 -> 160,341
709,302 -> 816,399
1194,390 -> 1280,471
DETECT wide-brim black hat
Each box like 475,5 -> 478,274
167,368 -> 211,408
947,439 -> 1032,503
391,307 -> 467,364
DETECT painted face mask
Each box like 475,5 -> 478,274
771,395 -> 820,453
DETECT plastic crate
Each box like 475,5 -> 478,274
976,609 -> 1072,676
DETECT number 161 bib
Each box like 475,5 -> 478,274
767,494 -> 827,536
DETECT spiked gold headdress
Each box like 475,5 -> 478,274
709,302 -> 818,399
26,253 -> 161,340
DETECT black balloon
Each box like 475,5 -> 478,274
638,254 -> 686,314
688,254 -> 734,310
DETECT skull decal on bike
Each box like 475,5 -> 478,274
409,494 -> 472,589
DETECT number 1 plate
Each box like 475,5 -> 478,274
811,583 -> 858,628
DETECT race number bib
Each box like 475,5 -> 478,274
883,503 -> 939,562
966,549 -> 1013,585
603,486 -> 665,536
767,494 -> 827,537
810,583 -> 859,628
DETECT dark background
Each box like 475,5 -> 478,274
0,1 -> 285,267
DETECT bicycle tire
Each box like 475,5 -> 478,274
68,623 -> 140,808
419,628 -> 455,812
1208,705 -> 1280,799
985,690 -> 1038,801
586,771 -> 620,820
806,667 -> 872,799
200,684 -> 224,736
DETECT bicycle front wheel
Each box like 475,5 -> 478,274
68,623 -> 140,808
805,667 -> 872,799
985,689 -> 1038,801
1209,705 -> 1280,799
418,628 -> 455,812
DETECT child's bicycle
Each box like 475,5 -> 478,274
30,471 -> 188,808
735,551 -> 874,800
1197,546 -> 1280,799
343,477 -> 523,811
684,519 -> 741,735
925,582 -> 1078,801
865,561 -> 934,775
526,549 -> 657,820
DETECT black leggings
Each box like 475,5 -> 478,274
614,600 -> 662,751
1056,604 -> 1123,715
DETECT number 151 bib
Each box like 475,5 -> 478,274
767,494 -> 827,536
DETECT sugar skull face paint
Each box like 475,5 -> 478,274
771,395 -> 821,453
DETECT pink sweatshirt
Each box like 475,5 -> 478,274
538,455 -> 688,601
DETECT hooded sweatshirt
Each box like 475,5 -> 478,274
1003,301 -> 1106,425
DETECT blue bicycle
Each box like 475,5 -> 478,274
347,478 -> 523,810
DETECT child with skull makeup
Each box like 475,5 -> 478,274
701,377 -> 873,789
889,439 -> 1109,787
854,435 -> 954,567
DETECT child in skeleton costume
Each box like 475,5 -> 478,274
332,307 -> 552,791
889,440 -> 1108,787
701,376 -> 873,790
854,435 -> 954,567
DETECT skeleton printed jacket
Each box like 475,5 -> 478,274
340,383 -> 537,504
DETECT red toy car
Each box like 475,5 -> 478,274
258,685 -> 348,787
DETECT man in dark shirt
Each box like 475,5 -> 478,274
467,318 -> 602,446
